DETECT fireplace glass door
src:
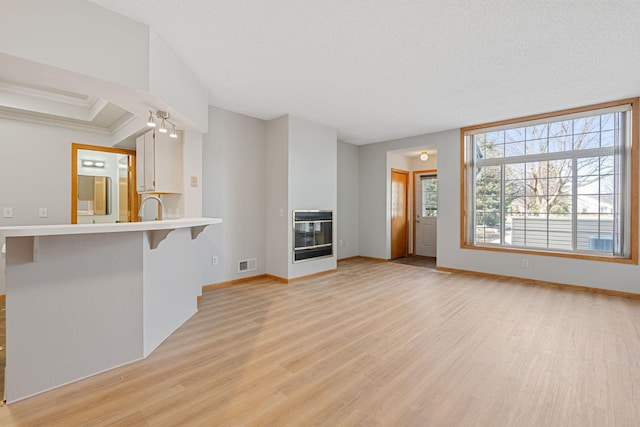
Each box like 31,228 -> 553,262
293,210 -> 333,262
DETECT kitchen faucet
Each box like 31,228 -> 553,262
138,195 -> 164,221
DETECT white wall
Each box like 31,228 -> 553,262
0,118 -> 113,226
142,228 -> 198,357
148,31 -> 208,132
411,153 -> 438,172
387,152 -> 411,172
358,144 -> 388,259
201,112 -> 338,283
201,107 -> 267,286
5,231 -> 144,403
264,115 -> 338,279
288,116 -> 338,279
265,116 -> 290,279
337,141 -> 359,259
359,128 -> 640,294
0,0 -> 208,136
359,131 -> 456,260
181,131 -> 204,219
0,117 -> 113,293
0,0 -> 149,91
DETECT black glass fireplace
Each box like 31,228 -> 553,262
293,210 -> 333,262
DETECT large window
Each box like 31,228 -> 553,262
462,99 -> 638,263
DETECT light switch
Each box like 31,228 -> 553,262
39,208 -> 48,218
190,176 -> 198,187
2,207 -> 13,218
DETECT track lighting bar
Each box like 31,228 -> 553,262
146,110 -> 180,138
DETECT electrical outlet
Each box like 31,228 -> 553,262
2,207 -> 13,218
212,256 -> 219,266
39,207 -> 48,218
190,176 -> 198,187
279,208 -> 284,217
522,259 -> 529,268
339,239 -> 345,247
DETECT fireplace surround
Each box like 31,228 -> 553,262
293,210 -> 333,262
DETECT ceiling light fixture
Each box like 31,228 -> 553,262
146,111 -> 156,127
159,118 -> 168,133
82,159 -> 105,168
146,110 -> 181,138
420,151 -> 429,161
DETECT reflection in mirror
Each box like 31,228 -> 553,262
72,144 -> 137,224
118,156 -> 130,222
77,176 -> 111,216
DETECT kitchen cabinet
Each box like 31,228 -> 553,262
136,129 -> 183,193
136,130 -> 153,192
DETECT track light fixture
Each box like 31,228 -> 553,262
82,159 -> 105,168
146,110 -> 180,138
146,111 -> 156,127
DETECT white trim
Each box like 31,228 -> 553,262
109,113 -> 138,134
0,81 -> 92,108
0,108 -> 136,136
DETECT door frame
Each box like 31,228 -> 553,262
413,169 -> 437,255
391,168 -> 410,259
71,143 -> 138,224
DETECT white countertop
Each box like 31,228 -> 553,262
0,217 -> 222,238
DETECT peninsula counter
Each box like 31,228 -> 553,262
0,217 -> 222,402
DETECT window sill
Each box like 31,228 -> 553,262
460,243 -> 638,265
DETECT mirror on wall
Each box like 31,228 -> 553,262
71,143 -> 137,224
77,176 -> 111,215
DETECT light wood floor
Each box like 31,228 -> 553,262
1,258 -> 640,426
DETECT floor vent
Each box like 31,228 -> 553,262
238,258 -> 257,273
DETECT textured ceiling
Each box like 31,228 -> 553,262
90,0 -> 640,145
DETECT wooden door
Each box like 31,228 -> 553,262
391,169 -> 409,259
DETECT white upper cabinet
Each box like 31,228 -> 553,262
136,129 -> 183,194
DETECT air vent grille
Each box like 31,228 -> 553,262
238,258 -> 257,273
